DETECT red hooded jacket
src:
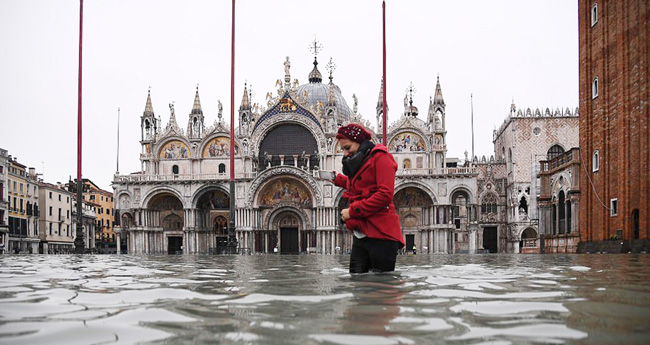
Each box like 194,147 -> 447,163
334,143 -> 404,248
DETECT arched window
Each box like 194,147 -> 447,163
218,163 -> 226,174
214,216 -> 228,236
558,191 -> 566,234
592,77 -> 599,99
162,214 -> 183,231
452,191 -> 469,221
403,159 -> 411,170
172,165 -> 179,175
481,193 -> 498,214
591,3 -> 598,26
258,124 -> 318,171
566,197 -> 572,234
547,145 -> 565,160
592,150 -> 599,172
519,196 -> 528,215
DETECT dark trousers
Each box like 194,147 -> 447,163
349,236 -> 400,274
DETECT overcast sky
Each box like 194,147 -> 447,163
0,0 -> 578,191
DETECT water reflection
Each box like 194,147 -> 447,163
0,254 -> 648,344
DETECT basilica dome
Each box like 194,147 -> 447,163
295,58 -> 352,123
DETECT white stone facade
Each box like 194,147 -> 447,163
113,57 -> 481,255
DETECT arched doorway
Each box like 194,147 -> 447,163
520,227 -> 538,253
148,193 -> 184,254
196,189 -> 230,254
214,215 -> 228,253
451,190 -> 471,228
120,213 -> 133,253
394,187 -> 434,253
163,214 -> 183,254
278,212 -> 300,254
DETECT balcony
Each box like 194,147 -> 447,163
114,172 -> 258,183
396,167 -> 476,177
540,148 -> 579,173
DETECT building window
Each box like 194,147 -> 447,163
49,191 -> 52,199
49,206 -> 52,216
172,165 -> 179,175
58,194 -> 61,201
218,163 -> 226,174
610,198 -> 618,216
547,145 -> 565,160
403,159 -> 411,170
49,223 -> 52,235
481,193 -> 498,214
592,77 -> 599,98
591,3 -> 598,27
592,150 -> 599,172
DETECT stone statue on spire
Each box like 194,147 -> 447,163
284,57 -> 291,76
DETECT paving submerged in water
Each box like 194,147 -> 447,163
0,254 -> 649,344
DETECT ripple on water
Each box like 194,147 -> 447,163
0,254 -> 648,344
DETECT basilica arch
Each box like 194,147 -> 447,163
193,186 -> 231,253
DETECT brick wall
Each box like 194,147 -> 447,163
579,0 -> 649,243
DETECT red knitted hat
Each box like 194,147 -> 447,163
336,124 -> 372,143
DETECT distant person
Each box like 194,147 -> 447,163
332,124 -> 404,273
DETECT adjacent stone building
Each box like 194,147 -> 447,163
38,182 -> 74,253
0,148 -> 9,252
538,147 -> 581,252
475,103 -> 579,253
5,155 -> 40,253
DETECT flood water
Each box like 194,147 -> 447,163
0,254 -> 649,345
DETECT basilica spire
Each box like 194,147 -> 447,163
240,82 -> 251,110
191,85 -> 203,115
239,82 -> 253,137
326,57 -> 336,106
143,88 -> 155,117
377,77 -> 385,110
187,85 -> 205,140
433,75 -> 445,105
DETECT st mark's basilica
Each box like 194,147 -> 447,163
112,49 -> 487,255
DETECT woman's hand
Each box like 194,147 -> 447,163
341,208 -> 351,221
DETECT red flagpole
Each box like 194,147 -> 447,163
382,0 -> 387,145
229,0 -> 235,179
228,0 -> 237,252
74,0 -> 85,253
77,0 -> 83,184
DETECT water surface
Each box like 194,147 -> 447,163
0,254 -> 649,344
